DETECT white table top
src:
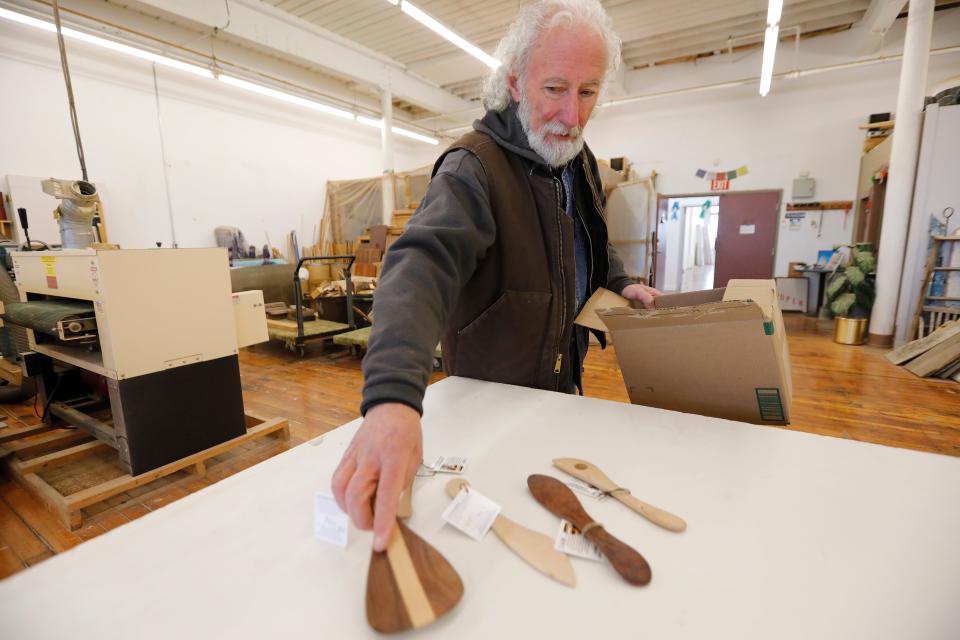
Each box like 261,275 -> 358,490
1,377 -> 958,639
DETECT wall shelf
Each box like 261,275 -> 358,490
786,201 -> 853,211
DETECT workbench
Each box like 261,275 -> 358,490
1,377 -> 958,639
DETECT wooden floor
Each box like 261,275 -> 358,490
1,313 -> 957,579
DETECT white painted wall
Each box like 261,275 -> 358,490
586,8 -> 960,277
0,20 -> 441,250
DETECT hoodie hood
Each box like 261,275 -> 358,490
473,102 -> 551,167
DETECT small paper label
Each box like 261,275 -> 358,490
441,486 -> 500,541
565,480 -> 608,501
739,224 -> 756,235
429,455 -> 467,474
314,492 -> 348,548
554,520 -> 604,561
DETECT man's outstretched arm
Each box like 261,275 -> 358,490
332,150 -> 494,550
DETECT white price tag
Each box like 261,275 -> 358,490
565,479 -> 608,501
314,492 -> 348,548
441,486 -> 501,541
554,519 -> 604,561
429,455 -> 468,474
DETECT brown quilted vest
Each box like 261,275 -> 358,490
435,130 -> 609,393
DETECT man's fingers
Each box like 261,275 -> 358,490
645,285 -> 664,296
344,466 -> 377,531
371,465 -> 405,552
331,454 -> 357,513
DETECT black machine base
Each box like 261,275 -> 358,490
107,355 -> 247,475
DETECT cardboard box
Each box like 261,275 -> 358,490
578,280 -> 792,425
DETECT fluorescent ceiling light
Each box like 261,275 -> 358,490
759,0 -> 784,96
759,25 -> 780,97
357,115 -> 439,145
1,7 -> 439,144
391,1 -> 500,69
393,126 -> 439,145
0,7 -> 53,29
0,7 -> 211,77
766,0 -> 784,26
219,75 -> 354,119
356,115 -> 383,128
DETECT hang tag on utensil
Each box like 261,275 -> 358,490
429,455 -> 468,474
441,486 -> 500,541
554,519 -> 604,562
565,479 -> 608,501
314,492 -> 348,548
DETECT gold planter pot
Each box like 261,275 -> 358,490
834,316 -> 868,345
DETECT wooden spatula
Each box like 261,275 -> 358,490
366,485 -> 463,634
444,478 -> 576,587
553,458 -> 687,532
527,474 -> 651,586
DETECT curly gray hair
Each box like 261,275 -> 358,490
481,0 -> 622,112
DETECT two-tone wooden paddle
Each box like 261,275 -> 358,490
444,478 -> 576,587
554,458 -> 687,533
527,474 -> 651,586
366,482 -> 463,633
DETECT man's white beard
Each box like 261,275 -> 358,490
517,94 -> 585,168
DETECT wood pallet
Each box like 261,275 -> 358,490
2,413 -> 289,530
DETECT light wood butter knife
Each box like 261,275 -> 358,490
445,478 -> 576,587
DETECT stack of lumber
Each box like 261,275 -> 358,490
310,277 -> 376,299
391,208 -> 415,228
264,302 -> 288,318
886,320 -> 960,381
353,245 -> 382,277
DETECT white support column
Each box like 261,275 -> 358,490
868,0 -> 935,343
381,87 -> 396,226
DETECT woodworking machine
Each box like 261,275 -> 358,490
3,247 -> 269,475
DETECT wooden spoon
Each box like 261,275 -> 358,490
527,474 -> 651,586
553,458 -> 687,532
366,486 -> 463,633
445,478 -> 576,587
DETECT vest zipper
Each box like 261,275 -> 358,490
552,176 -> 566,391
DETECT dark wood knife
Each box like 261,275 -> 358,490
527,474 -> 652,586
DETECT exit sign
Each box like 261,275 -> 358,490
711,179 -> 730,191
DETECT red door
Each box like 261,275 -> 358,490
714,191 -> 780,288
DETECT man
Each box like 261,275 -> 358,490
332,0 -> 660,551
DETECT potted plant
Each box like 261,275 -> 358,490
825,243 -> 876,345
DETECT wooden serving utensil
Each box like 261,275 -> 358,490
527,474 -> 651,586
553,458 -> 687,533
366,484 -> 463,634
444,478 -> 576,587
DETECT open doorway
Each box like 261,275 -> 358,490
654,190 -> 781,292
656,197 -> 718,292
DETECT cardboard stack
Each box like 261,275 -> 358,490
885,320 -> 960,382
577,280 -> 793,425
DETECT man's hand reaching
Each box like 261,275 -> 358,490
622,283 -> 663,309
331,402 -> 423,552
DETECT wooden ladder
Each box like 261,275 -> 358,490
911,235 -> 960,339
